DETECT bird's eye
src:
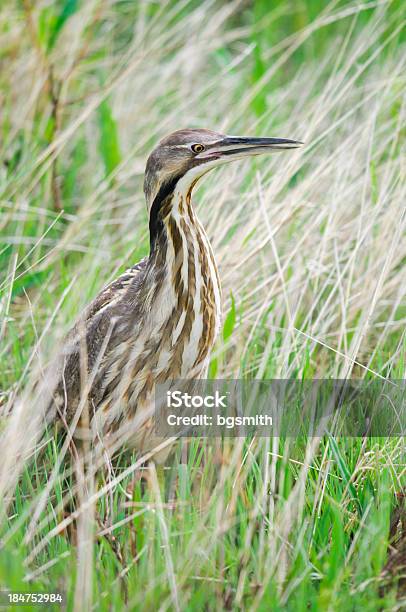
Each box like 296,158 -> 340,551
191,143 -> 205,153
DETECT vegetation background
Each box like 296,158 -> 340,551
0,0 -> 405,609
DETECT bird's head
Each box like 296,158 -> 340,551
144,128 -> 302,210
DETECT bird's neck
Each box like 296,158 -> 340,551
148,176 -> 209,271
146,179 -> 222,375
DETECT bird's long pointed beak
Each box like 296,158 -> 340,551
197,135 -> 303,160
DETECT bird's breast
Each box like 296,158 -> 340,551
153,216 -> 222,379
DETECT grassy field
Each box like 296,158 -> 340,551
0,0 -> 405,609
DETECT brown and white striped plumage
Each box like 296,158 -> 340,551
45,128 -> 301,457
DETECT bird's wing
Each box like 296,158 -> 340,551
47,258 -> 148,422
81,258 -> 147,322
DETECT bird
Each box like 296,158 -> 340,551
44,128 -> 301,460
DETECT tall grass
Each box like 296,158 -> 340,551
0,0 -> 405,609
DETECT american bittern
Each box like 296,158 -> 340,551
46,129 -> 301,459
